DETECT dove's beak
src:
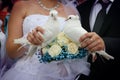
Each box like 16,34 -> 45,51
51,14 -> 57,20
65,17 -> 71,21
65,19 -> 68,21
65,18 -> 69,21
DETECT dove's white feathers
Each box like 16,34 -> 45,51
14,10 -> 60,58
40,10 -> 60,47
63,15 -> 114,60
63,15 -> 87,45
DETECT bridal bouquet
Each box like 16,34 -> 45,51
36,32 -> 88,63
14,10 -> 114,63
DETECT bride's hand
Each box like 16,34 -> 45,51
27,26 -> 45,45
79,32 -> 105,52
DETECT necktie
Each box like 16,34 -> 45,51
93,0 -> 111,33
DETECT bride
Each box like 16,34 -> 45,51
1,0 -> 90,80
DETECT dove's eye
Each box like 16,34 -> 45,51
51,14 -> 54,17
69,17 -> 72,19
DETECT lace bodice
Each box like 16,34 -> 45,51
22,14 -> 65,35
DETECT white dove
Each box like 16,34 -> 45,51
14,10 -> 60,59
63,15 -> 114,60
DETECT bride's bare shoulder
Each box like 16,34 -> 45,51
14,0 -> 33,6
12,0 -> 35,12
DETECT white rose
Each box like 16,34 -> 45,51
57,32 -> 71,46
48,44 -> 62,57
67,42 -> 78,54
42,47 -> 48,54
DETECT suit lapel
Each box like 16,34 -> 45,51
77,0 -> 95,32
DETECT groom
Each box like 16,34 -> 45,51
76,0 -> 120,80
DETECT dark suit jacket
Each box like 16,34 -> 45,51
77,0 -> 120,79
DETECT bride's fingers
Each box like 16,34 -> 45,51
32,30 -> 44,42
35,26 -> 44,34
27,32 -> 35,43
27,31 -> 43,45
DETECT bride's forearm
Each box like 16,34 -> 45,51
6,40 -> 27,59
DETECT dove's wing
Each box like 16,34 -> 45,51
63,16 -> 87,44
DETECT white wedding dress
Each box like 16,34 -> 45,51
1,14 -> 90,80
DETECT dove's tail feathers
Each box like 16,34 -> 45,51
96,51 -> 114,60
14,38 -> 30,44
14,38 -> 31,52
14,38 -> 29,52
17,44 -> 28,51
24,46 -> 37,60
14,39 -> 21,44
